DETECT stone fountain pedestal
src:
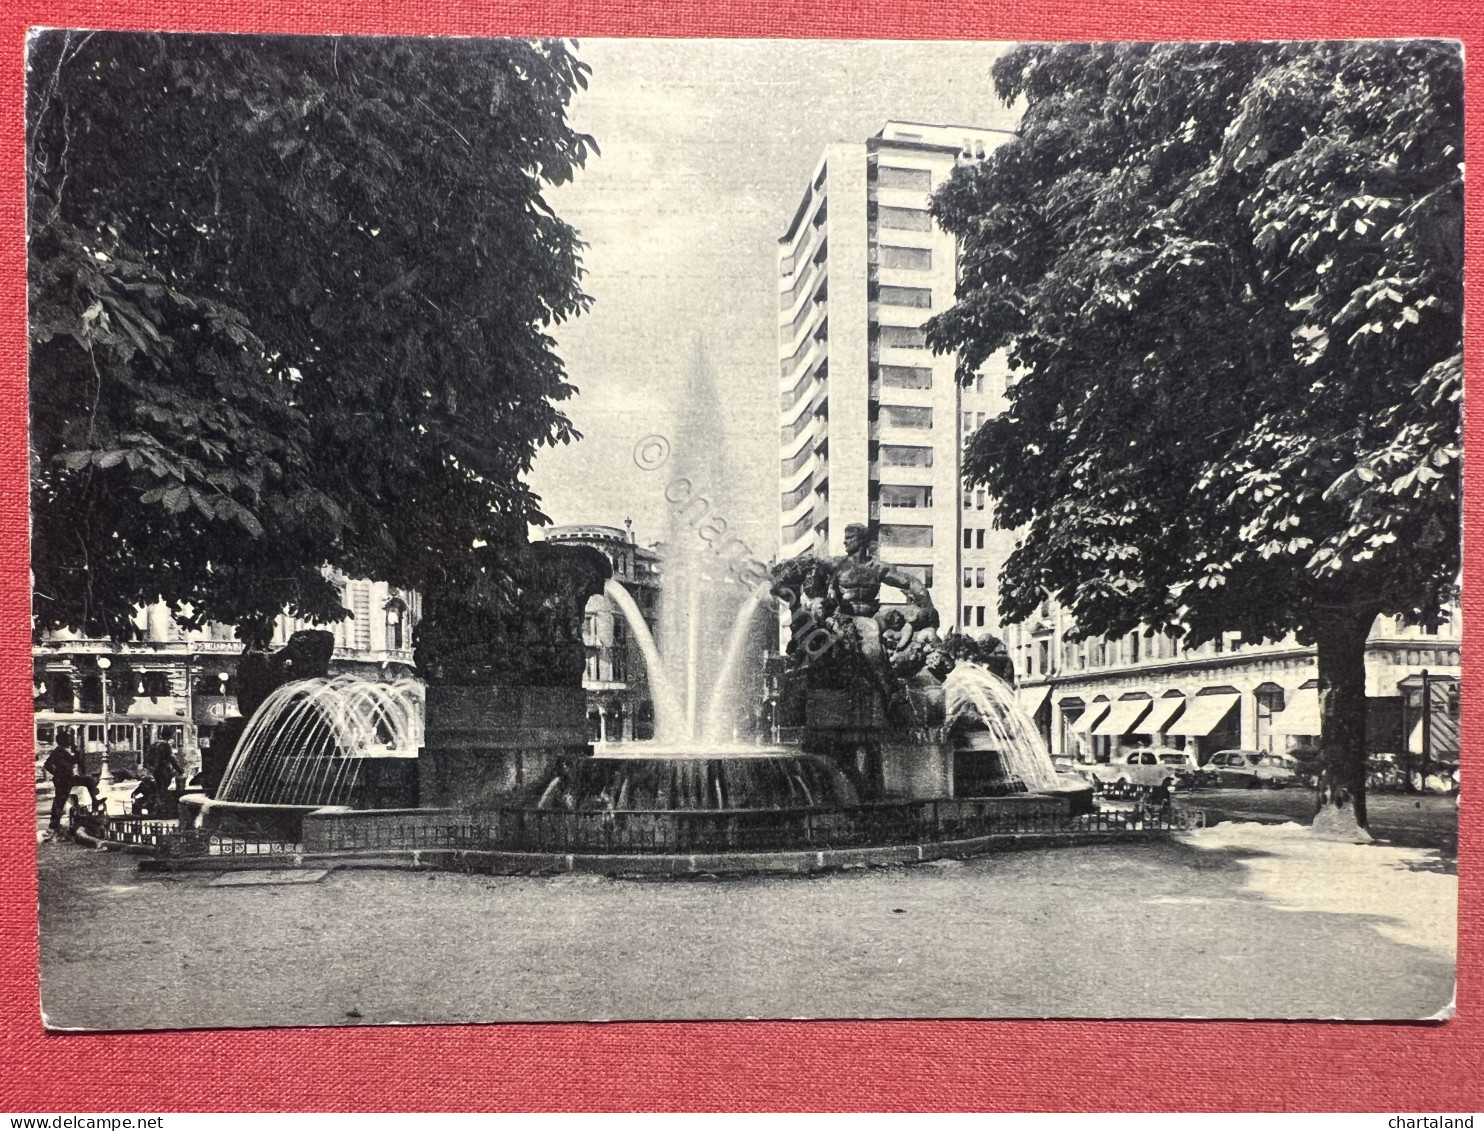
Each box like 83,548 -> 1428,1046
419,685 -> 591,809
802,687 -> 953,802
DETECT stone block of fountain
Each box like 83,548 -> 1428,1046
420,684 -> 590,809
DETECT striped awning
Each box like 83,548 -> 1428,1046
1165,693 -> 1241,737
1272,686 -> 1320,736
1068,703 -> 1110,734
1131,696 -> 1186,737
1017,685 -> 1052,716
1091,698 -> 1153,737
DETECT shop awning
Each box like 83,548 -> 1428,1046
1016,685 -> 1051,716
1272,686 -> 1320,736
1091,698 -> 1153,737
1068,703 -> 1110,733
1164,692 -> 1240,737
1131,696 -> 1186,736
1408,713 -> 1460,758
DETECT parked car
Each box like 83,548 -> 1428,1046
1088,748 -> 1197,791
1201,749 -> 1298,789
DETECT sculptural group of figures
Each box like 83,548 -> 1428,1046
769,523 -> 1015,719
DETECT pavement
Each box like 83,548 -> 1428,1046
1180,789 -> 1459,858
37,805 -> 1457,1030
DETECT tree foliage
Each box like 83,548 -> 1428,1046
28,31 -> 595,644
929,41 -> 1462,648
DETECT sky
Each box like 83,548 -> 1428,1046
527,38 -> 1020,554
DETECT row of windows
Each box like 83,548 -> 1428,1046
878,364 -> 932,390
782,512 -> 813,545
781,369 -> 815,413
780,476 -> 814,512
897,564 -> 934,588
880,484 -> 932,508
879,523 -> 933,549
963,489 -> 986,511
963,411 -> 986,433
781,413 -> 814,445
880,444 -> 933,468
879,404 -> 932,429
875,165 -> 932,191
963,528 -> 987,550
876,284 -> 931,309
880,244 -> 932,271
877,325 -> 927,350
963,605 -> 989,628
876,205 -> 932,232
963,567 -> 987,590
780,326 -> 823,375
780,444 -> 813,477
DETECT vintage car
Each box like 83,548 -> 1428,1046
1201,749 -> 1298,788
1087,748 -> 1197,791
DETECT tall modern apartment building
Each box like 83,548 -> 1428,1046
776,120 -> 1016,634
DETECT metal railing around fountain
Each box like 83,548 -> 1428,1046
284,799 -> 1201,858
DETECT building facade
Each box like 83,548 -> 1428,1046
32,578 -> 419,775
1003,606 -> 1461,780
543,522 -> 662,743
776,120 -> 1019,632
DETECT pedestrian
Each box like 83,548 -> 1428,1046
42,730 -> 100,835
1147,776 -> 1175,823
146,739 -> 183,793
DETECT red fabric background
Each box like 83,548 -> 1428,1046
0,0 -> 1479,1113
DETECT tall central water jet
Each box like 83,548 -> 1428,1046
636,336 -> 767,746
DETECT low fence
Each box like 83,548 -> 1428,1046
304,799 -> 1195,858
130,800 -> 1200,864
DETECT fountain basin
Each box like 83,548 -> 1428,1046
537,746 -> 859,811
177,793 -> 321,841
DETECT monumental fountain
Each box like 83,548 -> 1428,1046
162,344 -> 1096,869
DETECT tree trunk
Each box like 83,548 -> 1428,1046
1311,607 -> 1377,839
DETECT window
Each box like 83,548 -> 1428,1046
975,567 -> 986,589
1038,640 -> 1050,675
141,671 -> 171,699
780,445 -> 813,477
976,529 -> 986,550
963,605 -> 972,625
880,484 -> 932,508
1140,753 -> 1157,765
49,673 -> 73,713
879,524 -> 933,549
878,325 -> 927,350
963,568 -> 973,589
878,206 -> 933,231
976,606 -> 986,627
975,374 -> 985,394
976,490 -> 986,511
896,564 -> 933,588
879,364 -> 932,389
963,528 -> 973,550
781,477 -> 813,512
880,444 -> 933,468
880,405 -> 932,429
877,285 -> 932,309
880,245 -> 932,270
782,513 -> 813,544
877,166 -> 932,191
963,412 -> 975,433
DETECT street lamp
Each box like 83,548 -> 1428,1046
95,657 -> 112,792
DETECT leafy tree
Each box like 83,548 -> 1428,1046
28,31 -> 594,645
928,41 -> 1462,830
